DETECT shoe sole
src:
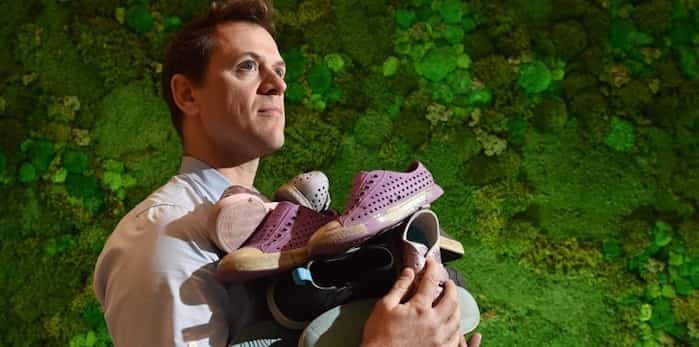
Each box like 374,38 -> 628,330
308,185 -> 443,257
438,233 -> 465,260
210,194 -> 269,253
216,244 -> 313,282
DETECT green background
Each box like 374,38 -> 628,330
0,0 -> 698,346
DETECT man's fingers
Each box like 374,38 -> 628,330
441,285 -> 461,337
459,336 -> 468,347
382,267 -> 415,307
412,258 -> 443,307
443,329 -> 462,347
434,279 -> 459,318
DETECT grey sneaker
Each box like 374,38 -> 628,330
274,171 -> 331,213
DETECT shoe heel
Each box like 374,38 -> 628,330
274,183 -> 311,208
212,197 -> 268,252
308,222 -> 370,257
217,246 -> 311,282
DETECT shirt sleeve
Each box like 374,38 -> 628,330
94,202 -> 231,347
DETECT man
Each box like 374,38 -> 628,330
93,0 -> 482,346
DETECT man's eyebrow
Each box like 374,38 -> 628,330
238,51 -> 286,68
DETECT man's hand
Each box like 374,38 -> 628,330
360,258 -> 482,347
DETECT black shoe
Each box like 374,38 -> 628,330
266,244 -> 396,330
445,265 -> 468,289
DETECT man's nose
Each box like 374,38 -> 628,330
259,66 -> 287,96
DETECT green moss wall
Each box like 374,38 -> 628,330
0,0 -> 698,346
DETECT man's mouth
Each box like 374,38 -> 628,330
258,107 -> 283,116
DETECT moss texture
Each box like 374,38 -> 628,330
1,0 -> 698,346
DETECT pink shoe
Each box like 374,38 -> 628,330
308,161 -> 444,256
210,169 -> 331,254
209,186 -> 272,253
395,209 -> 449,293
217,201 -> 337,282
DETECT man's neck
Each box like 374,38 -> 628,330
183,149 -> 260,189
215,158 -> 260,189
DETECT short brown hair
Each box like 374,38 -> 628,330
161,0 -> 277,140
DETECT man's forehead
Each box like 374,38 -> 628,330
214,22 -> 281,59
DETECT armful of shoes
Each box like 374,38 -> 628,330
360,259 -> 481,347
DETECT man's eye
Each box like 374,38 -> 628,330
275,68 -> 286,78
239,60 -> 258,71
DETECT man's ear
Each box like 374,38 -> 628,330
171,74 -> 200,117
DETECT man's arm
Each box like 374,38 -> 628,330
94,204 -> 232,347
361,258 -> 482,347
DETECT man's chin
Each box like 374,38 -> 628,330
260,136 -> 284,156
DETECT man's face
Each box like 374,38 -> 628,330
192,21 -> 287,162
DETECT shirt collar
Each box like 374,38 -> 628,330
178,156 -> 233,203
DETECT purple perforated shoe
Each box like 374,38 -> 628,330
217,201 -> 336,282
308,161 -> 444,256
